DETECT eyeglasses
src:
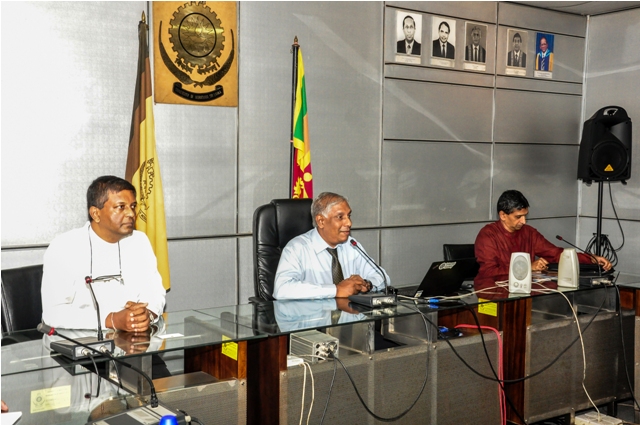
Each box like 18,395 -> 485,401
90,274 -> 124,285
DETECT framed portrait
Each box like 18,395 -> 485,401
431,16 -> 456,67
395,11 -> 422,64
506,29 -> 527,76
463,22 -> 487,71
534,32 -> 554,78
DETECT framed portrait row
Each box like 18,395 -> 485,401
393,9 -> 556,79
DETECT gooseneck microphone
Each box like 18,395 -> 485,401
556,235 -> 603,277
38,322 -> 158,408
350,240 -> 389,295
85,276 -> 104,341
348,240 -> 396,307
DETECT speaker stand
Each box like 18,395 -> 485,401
595,181 -> 604,256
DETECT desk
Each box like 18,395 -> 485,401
1,309 -> 262,425
2,279 -> 637,425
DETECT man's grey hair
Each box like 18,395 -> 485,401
311,192 -> 348,227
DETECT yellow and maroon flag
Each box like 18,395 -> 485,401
126,12 -> 171,291
291,46 -> 313,199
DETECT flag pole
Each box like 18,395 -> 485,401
289,36 -> 299,197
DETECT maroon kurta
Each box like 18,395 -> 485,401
474,221 -> 591,285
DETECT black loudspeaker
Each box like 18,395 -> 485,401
577,106 -> 632,184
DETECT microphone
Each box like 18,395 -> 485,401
350,239 -> 390,295
37,322 -> 158,408
555,235 -> 608,277
85,276 -> 104,341
348,239 -> 396,307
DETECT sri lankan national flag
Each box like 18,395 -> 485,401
291,48 -> 313,199
125,13 -> 171,291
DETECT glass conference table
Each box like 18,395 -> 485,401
2,274 -> 639,425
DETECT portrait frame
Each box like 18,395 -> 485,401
430,16 -> 456,67
505,28 -> 528,76
534,32 -> 555,78
395,11 -> 422,64
463,22 -> 487,63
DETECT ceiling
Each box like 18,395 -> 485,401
514,1 -> 640,16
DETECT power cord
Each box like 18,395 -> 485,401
298,361 -> 315,425
319,353 -> 338,425
585,182 -> 624,267
534,286 -> 599,416
319,311 -> 432,422
177,409 -> 204,425
397,283 -> 610,423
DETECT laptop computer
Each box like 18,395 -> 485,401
399,259 -> 476,299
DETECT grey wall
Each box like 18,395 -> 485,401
2,2 -> 634,311
579,8 -> 640,274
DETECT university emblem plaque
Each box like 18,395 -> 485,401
153,1 -> 238,106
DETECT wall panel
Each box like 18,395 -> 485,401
494,90 -> 582,144
493,144 -> 580,219
498,3 -> 586,37
1,1 -> 146,246
154,105 -> 237,237
238,2 -> 384,232
383,80 -> 494,142
495,26 -> 585,82
381,141 -> 492,225
386,1 -> 497,23
166,238 -> 236,311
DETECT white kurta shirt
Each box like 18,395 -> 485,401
41,222 -> 166,330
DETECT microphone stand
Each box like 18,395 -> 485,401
85,276 -> 104,341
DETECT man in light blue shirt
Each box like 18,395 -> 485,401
273,192 -> 390,300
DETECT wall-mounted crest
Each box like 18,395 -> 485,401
153,1 -> 238,106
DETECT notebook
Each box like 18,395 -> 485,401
401,259 -> 476,299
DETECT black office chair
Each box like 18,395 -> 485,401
252,198 -> 314,301
443,244 -> 476,261
1,264 -> 44,344
442,244 -> 479,282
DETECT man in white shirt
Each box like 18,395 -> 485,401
273,192 -> 390,300
41,176 -> 166,333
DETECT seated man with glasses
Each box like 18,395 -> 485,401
41,175 -> 166,335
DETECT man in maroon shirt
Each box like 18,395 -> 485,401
474,190 -> 611,286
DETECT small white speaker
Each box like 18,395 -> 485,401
509,252 -> 531,294
557,248 -> 579,288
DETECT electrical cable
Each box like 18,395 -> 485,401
84,352 -> 102,399
320,309 -> 432,422
177,409 -> 204,425
299,361 -> 307,425
319,353 -> 338,425
396,284 -> 610,421
608,181 -> 626,252
535,286 -> 599,416
453,323 -> 505,425
298,361 -> 315,425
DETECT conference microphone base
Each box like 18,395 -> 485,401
87,399 -> 186,425
348,293 -> 397,307
50,337 -> 115,360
